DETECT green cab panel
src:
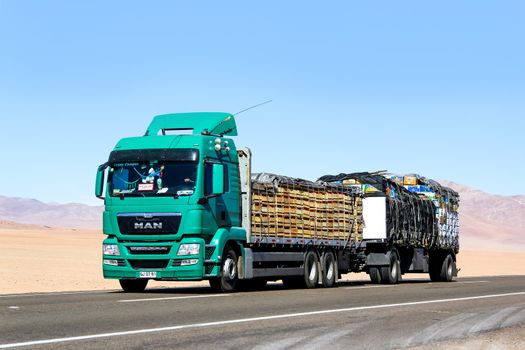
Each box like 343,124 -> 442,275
146,112 -> 237,137
208,227 -> 247,261
212,163 -> 225,195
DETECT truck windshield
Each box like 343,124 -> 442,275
109,161 -> 197,197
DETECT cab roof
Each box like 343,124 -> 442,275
145,112 -> 237,137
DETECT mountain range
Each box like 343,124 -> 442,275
440,181 -> 525,250
0,195 -> 102,229
0,184 -> 523,250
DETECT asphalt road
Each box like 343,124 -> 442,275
1,276 -> 525,349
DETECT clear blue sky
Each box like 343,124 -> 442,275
1,1 -> 524,205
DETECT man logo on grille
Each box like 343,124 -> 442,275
134,222 -> 163,230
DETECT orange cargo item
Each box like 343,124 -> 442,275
403,176 -> 417,185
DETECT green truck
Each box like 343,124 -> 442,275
96,112 -> 459,292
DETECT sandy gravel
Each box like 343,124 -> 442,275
0,228 -> 207,294
408,325 -> 525,350
1,228 -> 524,295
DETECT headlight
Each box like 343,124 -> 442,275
177,243 -> 200,256
103,244 -> 120,256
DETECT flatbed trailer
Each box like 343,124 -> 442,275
237,152 -> 366,289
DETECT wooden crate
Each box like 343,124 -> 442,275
251,175 -> 363,242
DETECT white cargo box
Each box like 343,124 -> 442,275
362,197 -> 387,240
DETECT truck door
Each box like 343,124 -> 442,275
204,161 -> 228,227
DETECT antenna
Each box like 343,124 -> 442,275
233,100 -> 273,116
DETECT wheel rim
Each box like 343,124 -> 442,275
447,258 -> 453,277
326,258 -> 334,281
308,258 -> 317,281
391,260 -> 398,280
223,257 -> 237,281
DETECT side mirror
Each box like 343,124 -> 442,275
95,163 -> 108,199
211,163 -> 225,195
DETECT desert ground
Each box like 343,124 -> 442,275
1,226 -> 524,295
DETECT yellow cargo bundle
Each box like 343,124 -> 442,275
251,174 -> 363,242
403,175 -> 418,185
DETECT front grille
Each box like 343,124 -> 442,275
128,259 -> 169,270
127,246 -> 171,255
205,245 -> 216,260
117,213 -> 181,235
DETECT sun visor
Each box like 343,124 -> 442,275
146,112 -> 237,136
108,149 -> 199,163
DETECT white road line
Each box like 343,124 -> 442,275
0,291 -> 524,349
343,285 -> 398,290
0,290 -> 119,299
456,281 -> 489,284
118,294 -> 231,303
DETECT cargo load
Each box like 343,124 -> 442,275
251,173 -> 363,244
389,174 -> 460,250
318,172 -> 444,249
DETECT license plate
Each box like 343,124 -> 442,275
139,271 -> 157,278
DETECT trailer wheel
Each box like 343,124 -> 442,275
429,253 -> 440,281
429,253 -> 454,282
304,250 -> 320,289
380,252 -> 400,284
321,251 -> 337,288
440,254 -> 454,282
119,279 -> 148,293
210,244 -> 239,293
369,267 -> 381,284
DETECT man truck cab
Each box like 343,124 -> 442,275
96,113 -> 247,292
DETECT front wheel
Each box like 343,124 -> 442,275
119,279 -> 148,293
210,244 -> 239,293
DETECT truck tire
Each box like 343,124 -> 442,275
321,251 -> 337,288
380,252 -> 400,284
429,253 -> 454,282
440,254 -> 454,282
369,267 -> 381,284
119,279 -> 148,293
429,253 -> 441,281
304,250 -> 319,289
210,244 -> 239,293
